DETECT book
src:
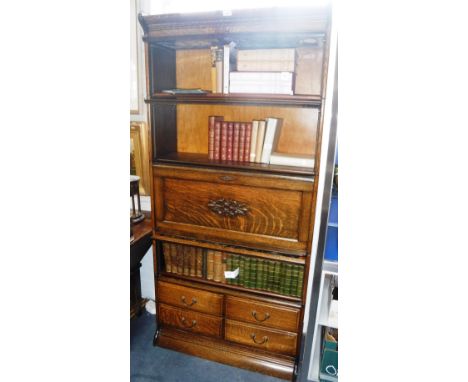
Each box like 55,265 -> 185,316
176,245 -> 184,274
222,252 -> 228,283
162,242 -> 172,273
225,122 -> 233,160
243,256 -> 251,288
202,249 -> 207,278
290,265 -> 300,297
213,121 -> 222,160
249,258 -> 257,289
269,153 -> 315,168
183,246 -> 190,276
249,121 -> 259,162
208,116 -> 223,160
255,120 -> 266,163
295,46 -> 322,95
225,254 -> 233,285
213,251 -> 223,282
189,246 -> 196,277
220,122 -> 228,161
296,267 -> 304,297
279,263 -> 288,295
215,48 -> 223,93
272,261 -> 281,293
238,255 -> 246,287
284,264 -> 293,295
206,250 -> 215,280
196,247 -> 203,277
232,122 -> 240,161
260,117 -> 283,164
170,244 -> 178,274
238,123 -> 246,162
266,260 -> 275,292
244,122 -> 252,162
237,49 -> 295,72
223,42 -> 237,94
210,46 -> 218,93
230,254 -> 240,285
255,260 -> 264,289
261,260 -> 269,290
162,88 -> 207,94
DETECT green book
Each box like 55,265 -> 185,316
284,264 -> 293,296
279,263 -> 288,295
249,258 -> 257,289
272,261 -> 281,293
256,260 -> 265,289
261,259 -> 269,290
290,265 -> 300,297
226,253 -> 233,285
243,257 -> 252,288
296,267 -> 304,297
266,260 -> 275,292
238,256 -> 246,287
231,254 -> 240,285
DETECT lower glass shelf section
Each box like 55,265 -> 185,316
161,241 -> 304,299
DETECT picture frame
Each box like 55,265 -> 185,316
130,121 -> 150,195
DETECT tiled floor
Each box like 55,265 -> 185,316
131,311 -> 284,382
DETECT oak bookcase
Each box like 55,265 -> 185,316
139,6 -> 332,380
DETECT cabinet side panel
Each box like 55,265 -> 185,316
150,45 -> 176,94
152,104 -> 177,159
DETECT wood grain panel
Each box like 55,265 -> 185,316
225,319 -> 298,356
225,296 -> 300,332
176,49 -> 212,90
159,303 -> 223,337
177,104 -> 317,156
157,281 -> 223,315
163,178 -> 302,239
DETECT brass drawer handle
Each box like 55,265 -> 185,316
208,198 -> 249,217
181,317 -> 197,328
251,311 -> 270,323
250,333 -> 269,345
180,295 -> 197,307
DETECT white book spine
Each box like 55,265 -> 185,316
250,121 -> 259,162
260,118 -> 278,164
269,155 -> 315,167
223,45 -> 230,94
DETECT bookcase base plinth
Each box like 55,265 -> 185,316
156,327 -> 296,380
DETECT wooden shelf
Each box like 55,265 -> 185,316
155,152 -> 315,176
146,93 -> 322,108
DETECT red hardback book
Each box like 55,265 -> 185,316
232,122 -> 240,161
244,122 -> 252,162
220,121 -> 228,161
238,123 -> 246,162
209,116 -> 223,160
213,121 -> 222,160
226,122 -> 234,161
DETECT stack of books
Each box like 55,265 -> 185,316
161,242 -> 304,298
208,115 -> 314,168
229,48 -> 295,95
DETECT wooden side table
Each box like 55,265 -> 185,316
130,216 -> 152,318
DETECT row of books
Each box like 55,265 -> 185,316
208,115 -> 315,167
210,45 -> 295,95
225,254 -> 304,298
161,243 -> 304,298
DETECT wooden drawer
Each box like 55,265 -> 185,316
157,281 -> 223,315
159,303 -> 223,338
225,319 -> 298,356
153,164 -> 314,255
225,296 -> 300,332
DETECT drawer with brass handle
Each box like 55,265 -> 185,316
226,296 -> 300,332
225,319 -> 297,356
159,303 -> 223,338
153,164 -> 314,255
157,281 -> 223,315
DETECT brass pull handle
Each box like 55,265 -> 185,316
250,333 -> 268,345
208,198 -> 248,217
219,175 -> 235,182
251,311 -> 270,322
181,317 -> 197,328
180,295 -> 197,307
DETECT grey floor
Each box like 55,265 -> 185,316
131,310 -> 284,382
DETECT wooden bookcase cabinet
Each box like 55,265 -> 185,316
139,6 -> 331,381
